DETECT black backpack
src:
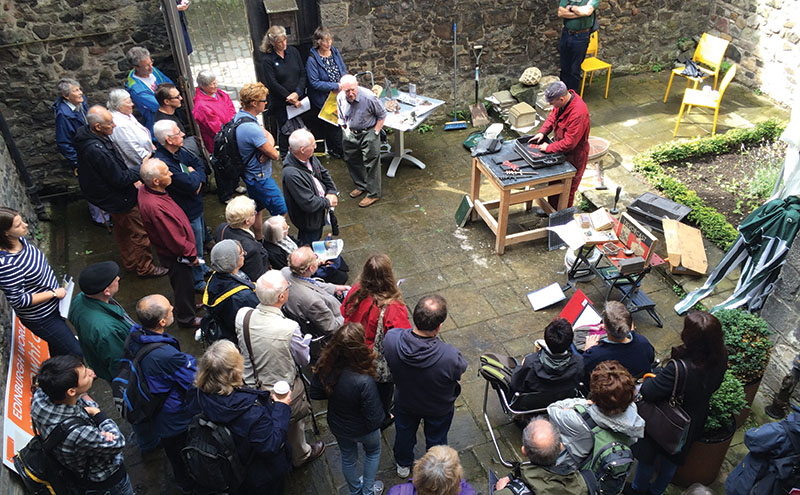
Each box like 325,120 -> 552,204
13,417 -> 90,495
211,115 -> 257,180
181,398 -> 248,494
112,336 -> 169,424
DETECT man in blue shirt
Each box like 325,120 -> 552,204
235,82 -> 286,241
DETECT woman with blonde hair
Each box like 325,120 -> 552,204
387,445 -> 476,495
215,195 -> 272,282
188,340 -> 291,494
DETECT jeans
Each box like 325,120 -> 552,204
393,407 -> 454,468
336,429 -> 382,495
559,28 -> 591,92
20,312 -> 83,357
189,214 -> 211,288
296,228 -> 323,246
85,474 -> 134,495
632,456 -> 678,495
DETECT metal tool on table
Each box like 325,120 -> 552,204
444,21 -> 468,130
595,162 -> 607,190
610,186 -> 622,215
470,44 -> 490,128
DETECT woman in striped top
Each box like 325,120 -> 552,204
0,207 -> 83,356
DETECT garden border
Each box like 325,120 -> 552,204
633,119 -> 786,250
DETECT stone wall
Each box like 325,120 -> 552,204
322,0 -> 712,111
0,0 -> 174,195
708,0 -> 799,102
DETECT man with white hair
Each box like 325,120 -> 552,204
124,46 -> 174,132
282,128 -> 339,245
337,74 -> 386,208
280,246 -> 347,334
235,270 -> 326,468
153,120 -> 210,291
137,158 -> 201,328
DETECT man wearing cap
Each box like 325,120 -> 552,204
557,0 -> 599,92
528,81 -> 590,210
68,261 -> 136,382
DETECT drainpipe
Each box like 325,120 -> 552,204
0,109 -> 48,221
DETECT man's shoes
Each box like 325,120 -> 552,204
296,441 -> 326,468
235,185 -> 247,194
194,302 -> 205,312
373,480 -> 384,495
139,266 -> 169,279
359,196 -> 379,208
396,464 -> 410,478
178,317 -> 203,329
349,188 -> 365,198
328,150 -> 343,160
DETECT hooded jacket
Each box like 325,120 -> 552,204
383,327 -> 468,417
510,349 -> 584,410
282,151 -> 337,233
494,463 -> 590,495
305,46 -> 347,109
192,87 -> 236,152
309,369 -> 385,439
186,387 -> 291,489
124,66 -> 173,133
205,271 -> 259,343
52,97 -> 88,165
547,397 -> 645,470
73,126 -> 140,213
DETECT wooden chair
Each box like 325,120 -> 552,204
664,33 -> 730,103
673,63 -> 737,137
580,31 -> 612,99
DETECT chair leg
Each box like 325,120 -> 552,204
664,72 -> 675,103
589,71 -> 595,85
580,71 -> 587,98
674,102 -> 686,137
712,107 -> 720,135
604,69 -> 610,99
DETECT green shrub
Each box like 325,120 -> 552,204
714,308 -> 773,384
705,370 -> 746,433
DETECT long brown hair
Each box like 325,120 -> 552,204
344,253 -> 404,316
0,207 -> 20,251
671,310 -> 728,371
313,322 -> 377,394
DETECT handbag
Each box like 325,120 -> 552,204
372,306 -> 393,384
636,359 -> 692,455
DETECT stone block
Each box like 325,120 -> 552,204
319,2 -> 348,27
509,82 -> 538,107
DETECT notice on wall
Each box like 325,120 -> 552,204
3,313 -> 50,471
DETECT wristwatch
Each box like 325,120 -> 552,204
51,290 -> 57,298
568,5 -> 574,12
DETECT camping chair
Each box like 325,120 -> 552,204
673,63 -> 737,137
480,353 -> 583,467
663,33 -> 730,103
580,32 -> 612,99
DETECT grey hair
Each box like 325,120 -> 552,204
196,69 -> 216,88
86,106 -> 108,127
288,128 -> 315,152
255,270 -> 288,305
681,484 -> 716,495
264,215 -> 287,243
56,78 -> 80,98
126,46 -> 151,67
522,417 -> 562,466
106,89 -> 131,112
340,74 -> 358,87
153,119 -> 179,146
544,81 -> 568,102
139,158 -> 165,185
135,294 -> 170,329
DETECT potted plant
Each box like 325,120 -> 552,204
715,308 -> 773,425
673,370 -> 746,487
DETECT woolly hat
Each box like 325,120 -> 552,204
78,261 -> 119,295
210,239 -> 240,273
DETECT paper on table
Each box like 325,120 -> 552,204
527,282 -> 566,311
286,97 -> 311,120
58,277 -> 74,319
546,220 -> 587,250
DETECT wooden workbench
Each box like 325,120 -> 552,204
469,143 -> 576,254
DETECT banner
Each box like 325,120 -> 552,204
3,313 -> 49,470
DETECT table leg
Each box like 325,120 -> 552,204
470,158 -> 481,221
495,189 -> 510,254
385,129 -> 427,177
523,186 -> 533,212
557,178 -> 571,211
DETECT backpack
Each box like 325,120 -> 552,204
575,404 -> 634,495
200,275 -> 254,345
211,115 -> 257,180
181,397 -> 248,494
13,417 -> 90,495
112,336 -> 169,424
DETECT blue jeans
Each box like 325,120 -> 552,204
632,456 -> 678,495
559,28 -> 591,92
85,474 -> 134,495
393,407 -> 454,468
244,176 -> 287,216
336,429 -> 382,495
297,228 -> 323,247
20,312 -> 83,357
189,214 -> 210,288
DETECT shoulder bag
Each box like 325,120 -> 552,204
241,309 -> 263,389
635,359 -> 692,455
372,306 -> 393,384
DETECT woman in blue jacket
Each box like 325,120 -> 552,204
305,26 -> 347,159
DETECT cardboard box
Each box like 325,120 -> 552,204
662,219 -> 708,276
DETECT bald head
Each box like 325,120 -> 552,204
521,417 -> 562,466
288,246 -> 317,276
87,105 -> 114,137
255,270 -> 289,306
136,294 -> 173,331
140,158 -> 171,189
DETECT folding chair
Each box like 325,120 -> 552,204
580,32 -> 612,99
673,63 -> 737,137
664,33 -> 730,103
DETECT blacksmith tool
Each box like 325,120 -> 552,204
470,44 -> 490,127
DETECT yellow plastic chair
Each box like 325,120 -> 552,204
673,63 -> 737,137
664,33 -> 730,103
580,32 -> 612,99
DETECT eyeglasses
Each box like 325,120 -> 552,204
167,95 -> 182,100
257,99 -> 268,103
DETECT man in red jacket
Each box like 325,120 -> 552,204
137,158 -> 202,328
529,81 -> 590,210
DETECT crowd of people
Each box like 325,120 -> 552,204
4,19 -> 734,495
